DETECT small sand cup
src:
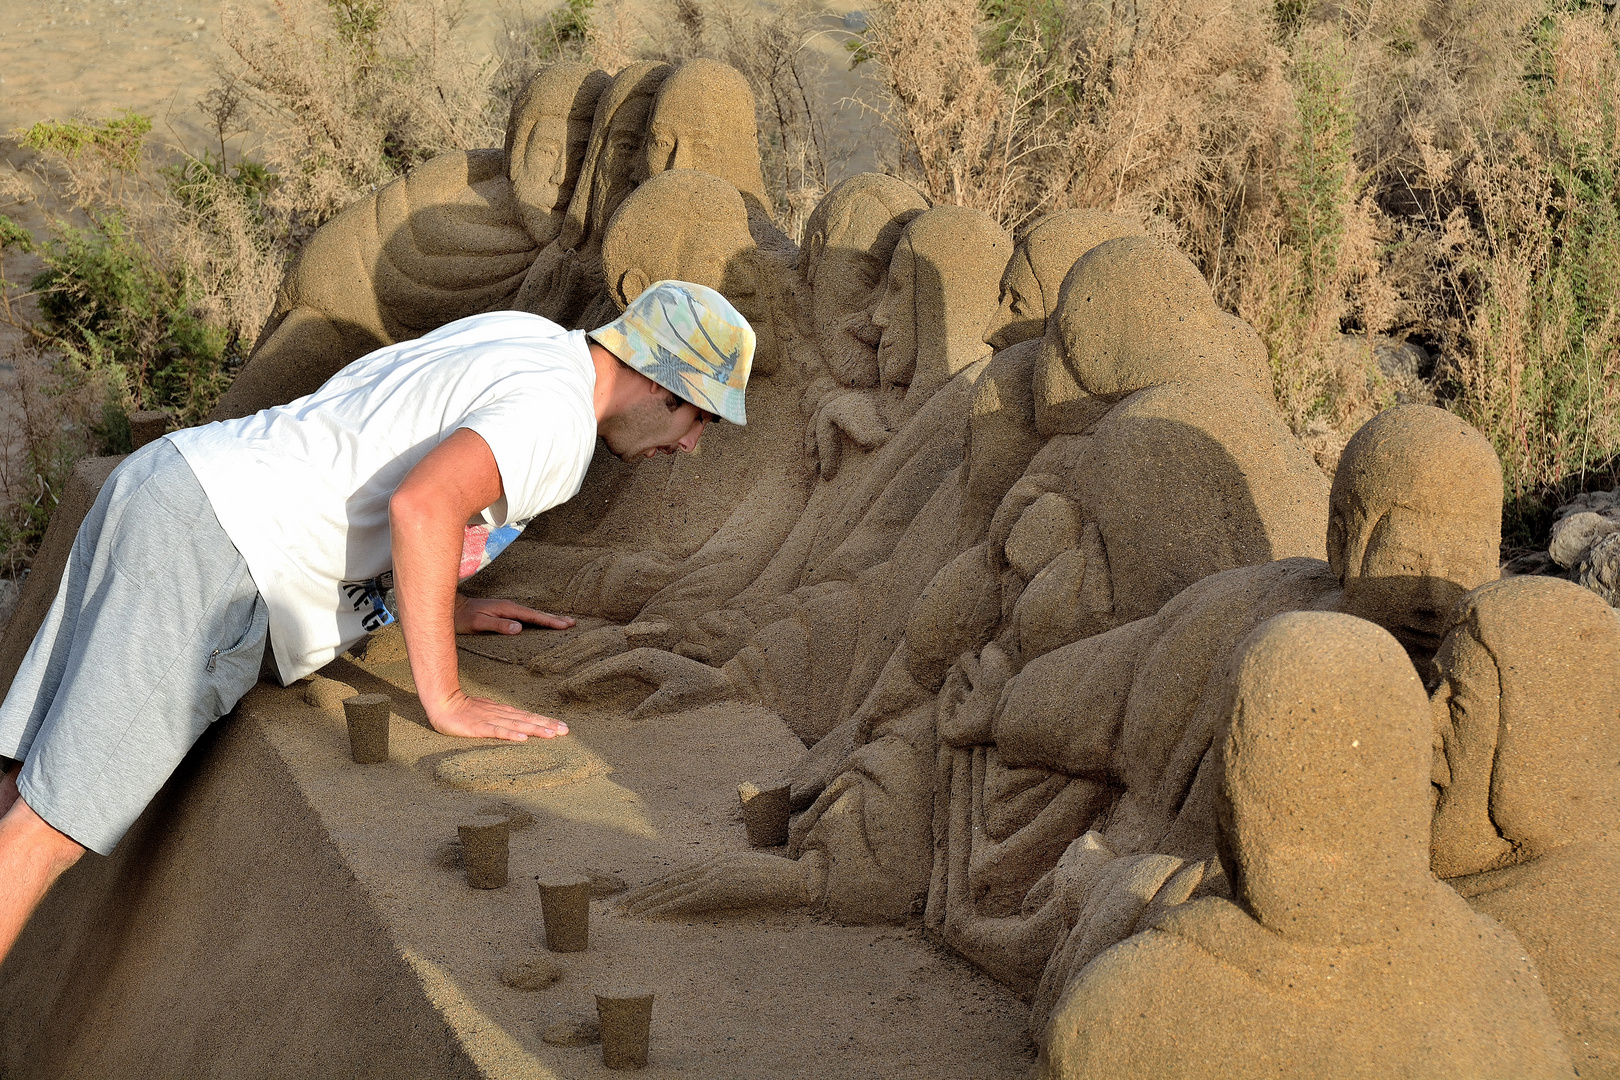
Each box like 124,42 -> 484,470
459,816 -> 510,889
344,693 -> 392,764
739,779 -> 791,847
596,989 -> 653,1069
539,875 -> 591,952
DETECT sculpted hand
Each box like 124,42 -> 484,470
560,647 -> 734,720
807,391 -> 893,480
620,851 -> 826,917
455,596 -> 576,636
423,688 -> 568,741
527,617 -> 679,677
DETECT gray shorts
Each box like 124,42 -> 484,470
0,439 -> 268,854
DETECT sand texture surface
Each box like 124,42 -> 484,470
0,624 -> 1035,1078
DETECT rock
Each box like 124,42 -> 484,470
1549,510 -> 1619,569
1575,532 -> 1620,606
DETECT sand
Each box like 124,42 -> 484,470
1,620 -> 1036,1077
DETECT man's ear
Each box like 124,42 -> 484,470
617,267 -> 650,307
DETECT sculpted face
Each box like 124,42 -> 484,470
1333,506 -> 1500,660
986,248 -> 1043,351
803,179 -> 926,387
643,60 -> 765,201
588,86 -> 661,243
872,233 -> 918,391
505,65 -> 609,244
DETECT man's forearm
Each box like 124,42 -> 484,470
389,495 -> 466,712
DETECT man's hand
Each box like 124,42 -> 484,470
426,688 -> 568,741
455,596 -> 576,636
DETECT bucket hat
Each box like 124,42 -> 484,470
588,280 -> 754,424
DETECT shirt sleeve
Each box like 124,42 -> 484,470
459,382 -> 597,527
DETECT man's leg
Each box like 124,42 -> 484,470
0,441 -> 267,965
0,792 -> 84,961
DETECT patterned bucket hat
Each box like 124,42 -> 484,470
588,280 -> 755,425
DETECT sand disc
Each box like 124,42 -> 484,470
434,738 -> 611,793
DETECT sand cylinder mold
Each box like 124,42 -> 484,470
0,50 -> 1608,1080
458,816 -> 510,889
596,989 -> 654,1070
342,693 -> 391,764
538,875 -> 591,952
738,779 -> 790,847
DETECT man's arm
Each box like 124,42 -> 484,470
389,427 -> 570,741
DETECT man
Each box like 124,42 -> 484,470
0,279 -> 754,964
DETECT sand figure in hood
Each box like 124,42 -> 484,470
800,175 -> 931,388
1430,574 -> 1620,1079
211,62 -> 609,421
641,59 -> 793,257
982,209 -> 1144,352
1037,611 -> 1574,1080
515,61 -> 672,326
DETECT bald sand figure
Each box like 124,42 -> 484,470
516,61 -> 672,326
213,62 -> 608,421
1431,575 -> 1620,1079
1038,612 -> 1574,1080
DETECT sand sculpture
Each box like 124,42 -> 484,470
1037,611 -> 1575,1079
619,406 -> 1500,1007
211,62 -> 611,420
3,53 -> 1605,1079
1431,575 -> 1620,1079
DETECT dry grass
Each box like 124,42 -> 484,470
859,0 -> 1620,539
5,0 -> 1619,567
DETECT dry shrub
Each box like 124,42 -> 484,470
222,0 -> 504,232
1434,10 -> 1620,536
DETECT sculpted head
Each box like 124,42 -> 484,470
556,61 -> 672,252
984,209 -> 1145,350
871,206 -> 1010,412
643,59 -> 768,204
1216,611 -> 1434,945
504,63 -> 611,246
1328,406 -> 1502,664
800,175 -> 929,387
1033,235 -> 1264,435
601,169 -> 787,375
1429,576 -> 1620,878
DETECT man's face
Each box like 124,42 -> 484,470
599,382 -> 711,463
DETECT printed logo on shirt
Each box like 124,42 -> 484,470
339,523 -> 527,634
341,570 -> 395,633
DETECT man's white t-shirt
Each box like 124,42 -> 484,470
167,311 -> 598,683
